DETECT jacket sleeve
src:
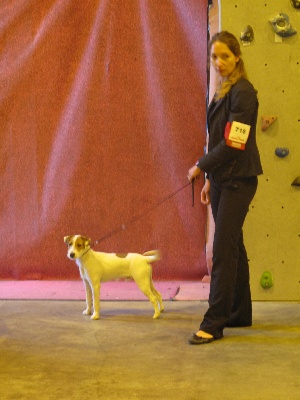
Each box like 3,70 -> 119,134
228,82 -> 258,125
196,81 -> 258,174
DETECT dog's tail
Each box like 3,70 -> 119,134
142,250 -> 161,263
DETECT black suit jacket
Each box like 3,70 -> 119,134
197,77 -> 263,183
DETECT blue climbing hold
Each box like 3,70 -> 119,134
275,147 -> 289,158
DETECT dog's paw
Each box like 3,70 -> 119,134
90,313 -> 99,320
153,312 -> 161,319
83,309 -> 92,316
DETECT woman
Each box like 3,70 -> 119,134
187,31 -> 263,344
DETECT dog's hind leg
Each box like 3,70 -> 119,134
135,281 -> 161,319
82,279 -> 93,316
140,287 -> 161,318
150,280 -> 164,313
131,263 -> 161,318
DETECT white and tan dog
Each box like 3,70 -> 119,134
64,235 -> 164,320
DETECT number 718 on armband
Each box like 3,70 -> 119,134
224,121 -> 251,150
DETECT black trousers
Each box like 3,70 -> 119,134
200,176 -> 258,339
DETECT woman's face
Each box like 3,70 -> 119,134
210,41 -> 239,79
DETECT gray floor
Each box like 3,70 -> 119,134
0,300 -> 299,400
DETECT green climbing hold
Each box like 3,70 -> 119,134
260,271 -> 274,289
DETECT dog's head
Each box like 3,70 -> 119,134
64,235 -> 91,260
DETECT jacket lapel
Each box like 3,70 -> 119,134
207,96 -> 227,127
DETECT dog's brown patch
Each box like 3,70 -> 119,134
116,253 -> 128,258
64,235 -> 74,246
74,236 -> 90,250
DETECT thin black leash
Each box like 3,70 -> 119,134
90,179 -> 195,248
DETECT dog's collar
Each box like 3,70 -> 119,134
79,238 -> 100,258
80,246 -> 92,258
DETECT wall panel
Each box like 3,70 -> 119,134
0,0 -> 208,280
218,0 -> 300,299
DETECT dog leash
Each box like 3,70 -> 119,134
91,179 -> 195,248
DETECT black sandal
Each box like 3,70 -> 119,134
188,333 -> 214,345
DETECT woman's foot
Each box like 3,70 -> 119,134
188,330 -> 214,345
195,330 -> 214,339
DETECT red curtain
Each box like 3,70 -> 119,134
0,0 -> 208,280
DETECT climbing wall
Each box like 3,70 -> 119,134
216,0 -> 300,300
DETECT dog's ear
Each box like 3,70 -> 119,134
82,237 -> 91,248
64,236 -> 73,245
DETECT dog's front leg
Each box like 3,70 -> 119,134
91,283 -> 100,320
82,279 -> 93,316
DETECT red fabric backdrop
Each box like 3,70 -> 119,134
0,0 -> 208,280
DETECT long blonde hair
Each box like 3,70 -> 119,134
209,31 -> 247,100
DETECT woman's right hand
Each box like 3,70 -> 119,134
187,165 -> 201,182
201,179 -> 211,205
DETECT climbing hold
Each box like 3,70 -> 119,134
290,0 -> 300,9
275,147 -> 289,158
261,116 -> 277,131
240,25 -> 254,43
260,271 -> 274,289
269,13 -> 297,38
291,177 -> 300,186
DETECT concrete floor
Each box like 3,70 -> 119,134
0,300 -> 299,400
